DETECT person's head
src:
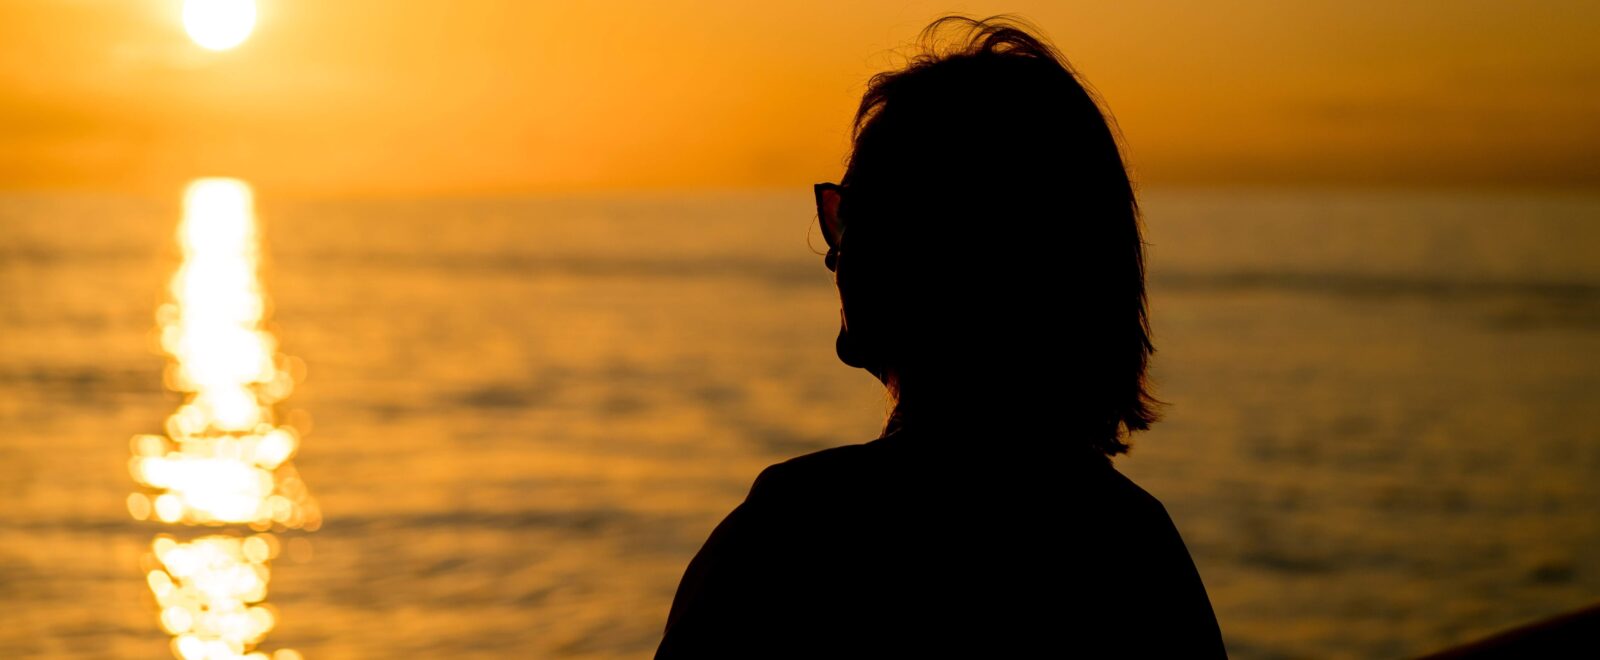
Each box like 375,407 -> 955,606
814,15 -> 1158,456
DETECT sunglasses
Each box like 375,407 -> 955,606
813,182 -> 845,261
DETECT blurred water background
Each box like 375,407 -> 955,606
1,187 -> 1597,658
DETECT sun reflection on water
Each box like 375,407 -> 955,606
129,178 -> 318,660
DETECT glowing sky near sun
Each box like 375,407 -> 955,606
0,0 -> 1596,195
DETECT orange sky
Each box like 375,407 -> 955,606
2,0 -> 1597,197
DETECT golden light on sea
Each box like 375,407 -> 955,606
130,178 -> 317,660
182,0 -> 257,51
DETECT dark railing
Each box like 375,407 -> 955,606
1418,601 -> 1600,658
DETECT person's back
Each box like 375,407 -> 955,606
658,15 -> 1227,657
658,426 -> 1225,657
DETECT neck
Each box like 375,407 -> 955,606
888,384 -> 1096,436
884,371 -> 1116,458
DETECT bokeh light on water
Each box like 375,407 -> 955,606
126,178 -> 319,660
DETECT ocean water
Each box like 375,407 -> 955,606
1,187 -> 1597,658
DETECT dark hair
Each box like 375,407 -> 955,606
834,15 -> 1159,456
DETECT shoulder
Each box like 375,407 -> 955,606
742,439 -> 883,505
1088,464 -> 1195,555
1100,463 -> 1175,518
1096,467 -> 1228,655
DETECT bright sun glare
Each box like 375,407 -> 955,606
127,178 -> 319,660
183,0 -> 257,51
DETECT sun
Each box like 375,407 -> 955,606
183,0 -> 257,51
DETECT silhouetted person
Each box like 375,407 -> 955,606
657,16 -> 1226,658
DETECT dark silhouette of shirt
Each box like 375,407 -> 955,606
656,427 -> 1227,657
